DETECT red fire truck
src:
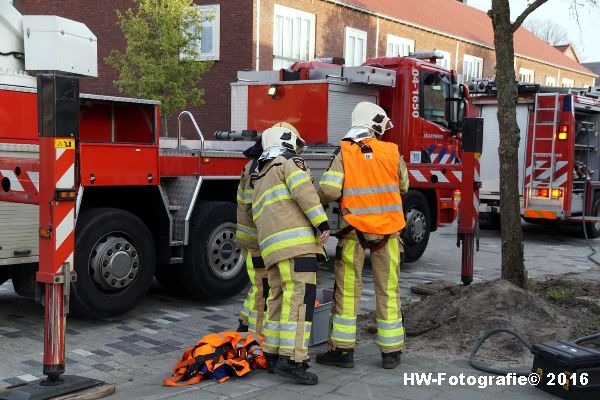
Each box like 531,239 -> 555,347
0,2 -> 480,318
472,80 -> 600,235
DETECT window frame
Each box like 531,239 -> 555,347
545,76 -> 556,87
462,54 -> 484,83
192,4 -> 220,61
518,67 -> 534,83
386,34 -> 415,57
344,26 -> 368,67
419,71 -> 452,129
272,4 -> 316,69
435,50 -> 452,70
561,78 -> 575,88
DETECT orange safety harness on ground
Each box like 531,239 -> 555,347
163,331 -> 267,386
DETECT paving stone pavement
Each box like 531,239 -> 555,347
1,223 -> 599,399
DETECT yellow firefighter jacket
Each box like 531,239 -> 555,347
235,159 -> 260,254
251,151 -> 329,267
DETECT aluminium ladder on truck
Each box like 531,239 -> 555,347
527,93 -> 561,199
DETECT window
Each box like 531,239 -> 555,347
344,27 -> 367,67
518,68 -> 534,83
545,76 -> 556,87
562,78 -> 574,88
273,4 -> 316,69
189,5 -> 220,61
421,72 -> 451,128
462,54 -> 483,83
435,50 -> 451,69
386,34 -> 414,57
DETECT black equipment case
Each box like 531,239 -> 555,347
531,341 -> 600,400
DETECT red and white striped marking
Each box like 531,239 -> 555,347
524,160 -> 568,187
473,159 -> 480,229
409,168 -> 462,185
53,147 -> 76,273
0,159 -> 41,203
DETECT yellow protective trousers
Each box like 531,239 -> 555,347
262,257 -> 317,362
329,235 -> 405,353
239,252 -> 269,335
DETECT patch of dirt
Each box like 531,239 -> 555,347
358,277 -> 600,367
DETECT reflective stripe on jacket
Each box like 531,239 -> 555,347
339,139 -> 406,235
235,160 -> 260,253
252,152 -> 328,267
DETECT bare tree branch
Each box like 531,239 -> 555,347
512,0 -> 550,31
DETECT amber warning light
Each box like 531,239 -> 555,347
558,125 -> 568,140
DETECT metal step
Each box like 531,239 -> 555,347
170,257 -> 184,264
534,138 -> 553,141
171,240 -> 184,246
159,176 -> 202,245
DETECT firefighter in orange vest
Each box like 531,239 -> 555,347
236,122 -> 301,335
252,125 -> 330,385
316,102 -> 409,369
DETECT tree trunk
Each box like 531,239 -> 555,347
490,0 -> 528,288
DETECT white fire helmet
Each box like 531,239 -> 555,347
261,123 -> 305,152
351,102 -> 394,136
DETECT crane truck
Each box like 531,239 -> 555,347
0,0 -> 481,318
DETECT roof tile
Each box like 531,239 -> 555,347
340,0 -> 595,75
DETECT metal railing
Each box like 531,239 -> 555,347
177,111 -> 205,150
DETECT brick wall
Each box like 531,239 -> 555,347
253,0 -> 593,86
13,0 -> 596,137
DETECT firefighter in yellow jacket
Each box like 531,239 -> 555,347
235,136 -> 266,334
235,123 -> 301,335
251,125 -> 330,385
316,102 -> 409,369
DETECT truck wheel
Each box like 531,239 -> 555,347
0,267 -> 10,286
585,193 -> 600,239
176,201 -> 247,300
71,208 -> 156,317
401,191 -> 431,263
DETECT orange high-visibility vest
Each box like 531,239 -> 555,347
340,138 -> 405,235
163,331 -> 267,386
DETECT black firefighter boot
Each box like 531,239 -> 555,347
273,357 -> 318,385
237,321 -> 249,332
315,348 -> 355,368
265,353 -> 278,374
381,350 -> 402,369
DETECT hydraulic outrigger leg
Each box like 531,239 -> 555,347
457,118 -> 483,285
0,75 -> 104,400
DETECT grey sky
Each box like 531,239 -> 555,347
466,0 -> 600,62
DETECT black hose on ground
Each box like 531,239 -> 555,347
469,328 -> 533,376
573,332 -> 600,345
470,329 -> 600,376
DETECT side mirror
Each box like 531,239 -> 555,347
447,98 -> 466,135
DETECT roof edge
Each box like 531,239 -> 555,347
323,0 -> 595,77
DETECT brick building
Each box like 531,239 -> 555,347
14,0 -> 598,136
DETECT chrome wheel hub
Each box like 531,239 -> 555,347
405,209 -> 427,244
90,235 -> 139,292
207,223 -> 244,280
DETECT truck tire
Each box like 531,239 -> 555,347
176,201 -> 247,300
71,208 -> 156,317
0,267 -> 10,286
585,192 -> 600,239
401,191 -> 431,263
155,263 -> 184,293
